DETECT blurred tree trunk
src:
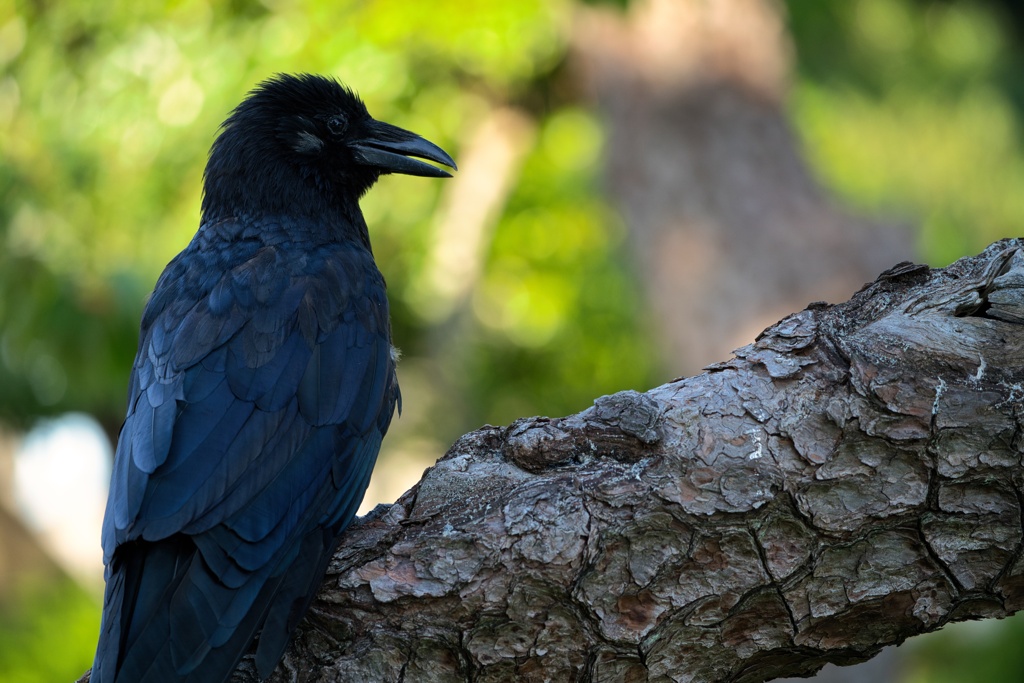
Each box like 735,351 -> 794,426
0,507 -> 69,605
570,0 -> 913,378
70,242 -> 1014,681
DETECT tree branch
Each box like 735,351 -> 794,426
81,240 -> 1024,682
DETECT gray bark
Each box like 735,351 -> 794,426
262,240 -> 1024,681
80,240 -> 1024,682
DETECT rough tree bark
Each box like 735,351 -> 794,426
79,240 -> 1024,682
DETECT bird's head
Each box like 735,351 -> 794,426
201,73 -> 456,223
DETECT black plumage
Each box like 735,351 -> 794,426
92,74 -> 455,682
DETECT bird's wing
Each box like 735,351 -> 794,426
105,239 -> 395,548
95,235 -> 397,680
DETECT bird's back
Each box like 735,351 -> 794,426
93,216 -> 399,682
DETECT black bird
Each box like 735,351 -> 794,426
92,74 -> 455,682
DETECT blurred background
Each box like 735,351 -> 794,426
1,0 -> 1022,680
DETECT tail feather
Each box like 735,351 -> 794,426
92,528 -> 343,683
93,536 -> 192,682
92,535 -> 275,683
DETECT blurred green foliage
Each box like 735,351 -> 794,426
0,0 -> 653,435
902,614 -> 1024,683
0,577 -> 99,683
2,0 -> 1023,680
786,0 -> 1024,265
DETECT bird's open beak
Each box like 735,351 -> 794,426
350,120 -> 457,178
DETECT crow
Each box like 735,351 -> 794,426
91,73 -> 456,682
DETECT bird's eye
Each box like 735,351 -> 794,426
327,115 -> 348,136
